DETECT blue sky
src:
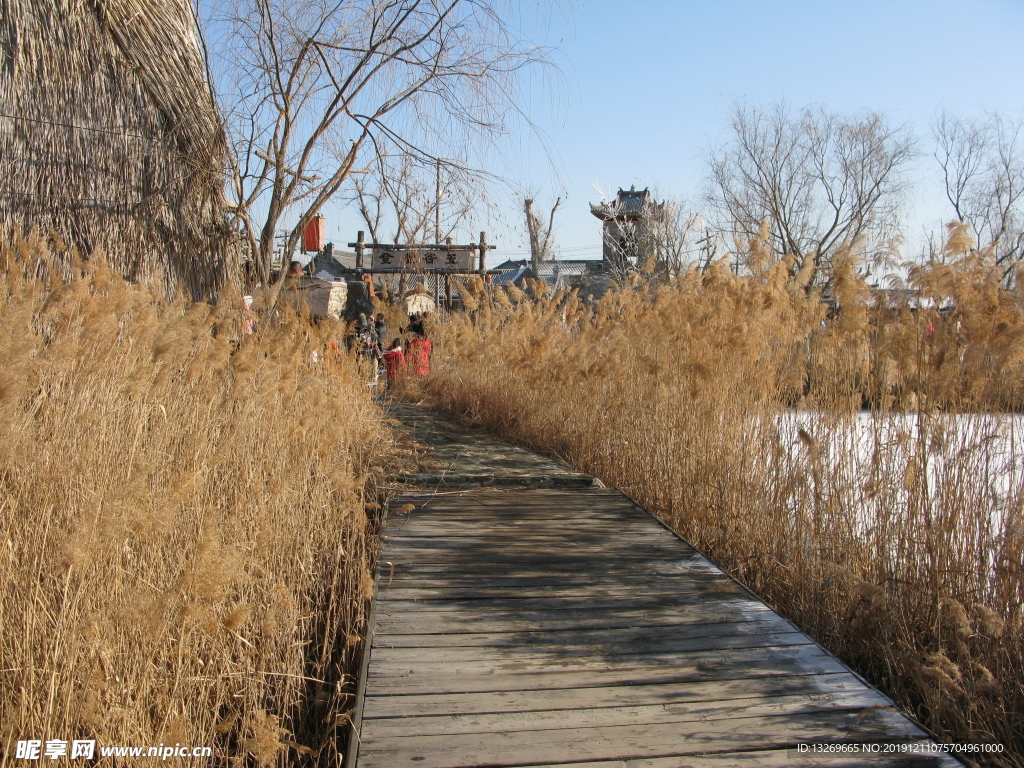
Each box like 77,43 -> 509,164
328,0 -> 1024,266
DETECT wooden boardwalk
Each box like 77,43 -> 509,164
349,407 -> 958,768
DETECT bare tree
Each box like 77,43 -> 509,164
934,111 -> 1024,279
644,195 -> 725,279
201,0 -> 549,286
524,196 -> 560,277
708,103 -> 915,285
353,150 -> 480,244
355,156 -> 426,245
350,148 -> 479,300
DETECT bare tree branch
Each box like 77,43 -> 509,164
201,0 -> 553,287
708,103 -> 915,285
524,196 -> 560,275
935,111 -> 1024,281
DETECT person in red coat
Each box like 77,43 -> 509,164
406,333 -> 432,376
382,338 -> 407,384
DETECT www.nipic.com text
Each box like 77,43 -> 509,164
14,740 -> 213,760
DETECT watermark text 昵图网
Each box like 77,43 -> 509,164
14,740 -> 213,760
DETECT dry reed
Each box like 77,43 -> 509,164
421,226 -> 1024,766
0,232 -> 392,765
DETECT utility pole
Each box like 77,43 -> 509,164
435,158 -> 442,244
435,158 -> 442,309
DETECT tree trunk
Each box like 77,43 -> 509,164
524,197 -> 560,279
525,198 -> 542,277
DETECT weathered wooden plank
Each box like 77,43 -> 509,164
379,559 -> 705,574
375,575 -> 735,592
374,555 -> 715,571
364,646 -> 849,695
375,574 -> 735,590
374,582 -> 744,600
387,514 -> 655,528
386,515 -> 660,528
376,564 -> 727,582
359,671 -> 873,718
376,573 -> 730,591
373,614 -> 791,647
368,639 -> 822,677
387,514 -> 663,528
374,599 -> 772,634
373,580 -> 741,602
387,506 -> 662,521
356,708 -> 927,768
386,515 -> 659,529
371,588 -> 751,615
389,493 -> 642,505
377,560 -> 723,580
377,552 -> 700,569
375,583 -> 733,598
523,747 -> 964,768
377,540 -> 700,556
385,524 -> 671,536
360,689 -> 892,738
392,503 -> 640,514
383,534 -> 675,548
378,549 -> 711,564
371,630 -> 811,665
390,503 -> 645,516
382,533 -> 680,547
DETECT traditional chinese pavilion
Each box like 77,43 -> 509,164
589,186 -> 665,270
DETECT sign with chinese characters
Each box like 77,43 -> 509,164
370,247 -> 476,271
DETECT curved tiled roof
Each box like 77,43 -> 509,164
590,186 -> 664,220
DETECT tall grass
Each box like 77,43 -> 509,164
422,226 -> 1024,764
0,233 -> 392,764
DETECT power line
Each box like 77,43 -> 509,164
0,112 -> 167,143
0,188 -> 143,207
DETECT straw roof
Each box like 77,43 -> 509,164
0,0 -> 234,298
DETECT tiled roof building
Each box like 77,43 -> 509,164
491,259 -> 597,290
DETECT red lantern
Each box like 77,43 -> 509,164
302,215 -> 325,252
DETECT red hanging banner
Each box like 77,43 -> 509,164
302,216 -> 325,252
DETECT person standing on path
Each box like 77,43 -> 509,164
406,332 -> 432,376
382,338 -> 407,386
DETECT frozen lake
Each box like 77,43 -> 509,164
757,410 -> 1024,586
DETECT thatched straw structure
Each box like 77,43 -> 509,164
0,0 -> 234,298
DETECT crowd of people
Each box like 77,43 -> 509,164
352,311 -> 432,386
240,288 -> 432,387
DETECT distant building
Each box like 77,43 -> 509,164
404,287 -> 437,316
491,259 -> 597,291
308,244 -> 453,312
307,243 -> 358,280
590,186 -> 665,271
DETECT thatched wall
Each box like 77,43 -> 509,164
0,0 -> 234,298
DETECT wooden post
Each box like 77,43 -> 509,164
478,231 -> 487,276
444,237 -> 453,312
355,230 -> 365,275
